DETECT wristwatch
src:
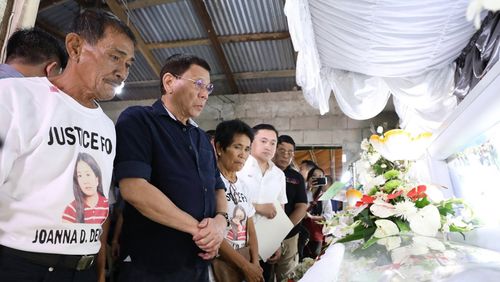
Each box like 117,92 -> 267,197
215,211 -> 230,227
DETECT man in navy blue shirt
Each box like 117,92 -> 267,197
114,54 -> 227,281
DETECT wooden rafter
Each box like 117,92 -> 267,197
36,19 -> 66,41
146,32 -> 290,49
125,69 -> 296,87
38,0 -> 69,13
105,0 -> 161,76
191,0 -> 238,94
124,0 -> 176,10
147,38 -> 210,49
234,70 -> 295,80
308,150 -> 317,164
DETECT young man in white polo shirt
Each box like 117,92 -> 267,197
237,123 -> 287,281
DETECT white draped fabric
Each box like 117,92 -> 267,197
299,243 -> 344,282
285,0 -> 477,133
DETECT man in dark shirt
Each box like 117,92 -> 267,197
272,135 -> 308,281
114,54 -> 227,281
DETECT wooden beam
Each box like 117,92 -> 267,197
35,19 -> 66,41
233,69 -> 295,80
147,38 -> 210,49
125,0 -> 177,10
105,0 -> 161,76
219,32 -> 290,43
124,69 -> 296,87
146,32 -> 290,49
38,0 -> 69,13
191,0 -> 238,93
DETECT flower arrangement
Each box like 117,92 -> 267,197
321,133 -> 479,250
284,258 -> 315,282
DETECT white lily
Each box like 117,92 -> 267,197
373,219 -> 399,238
408,205 -> 441,237
377,236 -> 402,251
413,236 -> 445,251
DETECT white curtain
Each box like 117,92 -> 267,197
285,0 -> 476,134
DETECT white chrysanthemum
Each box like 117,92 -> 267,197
361,139 -> 370,151
368,152 -> 381,165
394,201 -> 418,220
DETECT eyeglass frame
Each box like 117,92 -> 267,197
175,75 -> 214,95
277,148 -> 295,156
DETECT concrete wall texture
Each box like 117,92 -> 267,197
101,91 -> 398,166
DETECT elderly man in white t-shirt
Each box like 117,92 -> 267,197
237,123 -> 287,282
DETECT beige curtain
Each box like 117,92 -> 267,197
0,0 -> 40,63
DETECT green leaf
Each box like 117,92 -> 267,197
358,209 -> 375,228
337,226 -> 376,243
449,224 -> 471,233
362,236 -> 379,249
414,197 -> 430,208
336,230 -> 365,243
319,181 -> 345,201
395,219 -> 410,232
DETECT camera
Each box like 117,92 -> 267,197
312,177 -> 327,186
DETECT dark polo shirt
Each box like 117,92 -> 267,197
283,166 -> 308,239
114,99 -> 224,273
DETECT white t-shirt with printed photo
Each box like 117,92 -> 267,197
0,77 -> 115,255
221,175 -> 255,250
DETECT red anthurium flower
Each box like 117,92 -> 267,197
407,185 -> 427,201
355,195 -> 374,207
387,190 -> 403,200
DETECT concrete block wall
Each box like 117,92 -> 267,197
100,91 -> 398,166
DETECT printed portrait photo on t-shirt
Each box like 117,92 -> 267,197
62,152 -> 109,224
227,205 -> 247,246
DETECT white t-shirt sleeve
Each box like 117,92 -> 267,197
0,81 -> 25,184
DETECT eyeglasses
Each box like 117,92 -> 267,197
277,148 -> 294,156
176,75 -> 214,95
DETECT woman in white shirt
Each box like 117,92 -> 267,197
212,119 -> 264,282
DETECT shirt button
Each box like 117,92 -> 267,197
204,187 -> 207,192
183,128 -> 187,132
48,267 -> 54,272
189,146 -> 193,150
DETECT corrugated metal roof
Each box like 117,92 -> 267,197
127,52 -> 158,82
206,0 -> 288,35
237,77 -> 298,93
212,79 -> 232,95
151,46 -> 223,74
35,0 -> 297,100
37,0 -> 79,33
223,39 -> 295,72
127,0 -> 206,43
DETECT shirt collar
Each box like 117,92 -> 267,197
249,155 -> 276,173
0,64 -> 24,79
154,99 -> 198,127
